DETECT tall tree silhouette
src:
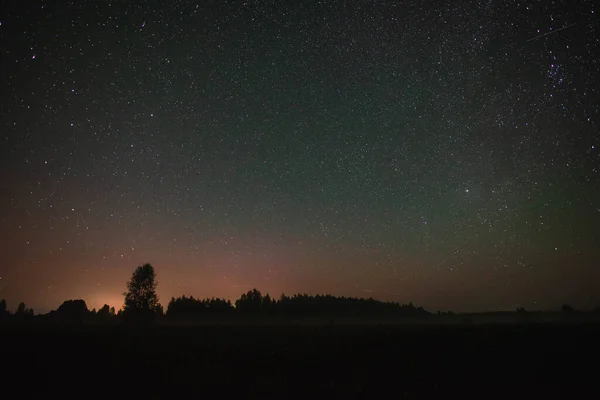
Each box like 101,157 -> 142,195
123,263 -> 162,319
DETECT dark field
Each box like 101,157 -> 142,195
2,322 -> 599,398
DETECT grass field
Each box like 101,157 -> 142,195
1,321 -> 598,398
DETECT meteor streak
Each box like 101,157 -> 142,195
526,23 -> 577,43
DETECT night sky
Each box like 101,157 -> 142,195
1,0 -> 599,313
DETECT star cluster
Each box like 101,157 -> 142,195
1,0 -> 599,312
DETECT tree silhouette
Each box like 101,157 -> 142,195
57,299 -> 89,320
236,289 -> 268,313
97,304 -> 114,318
123,263 -> 162,319
16,302 -> 34,317
167,296 -> 234,317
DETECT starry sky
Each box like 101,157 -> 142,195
1,0 -> 599,313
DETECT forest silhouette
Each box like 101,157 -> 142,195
0,263 -> 430,323
0,263 -> 595,324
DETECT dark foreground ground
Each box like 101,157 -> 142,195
1,321 -> 599,398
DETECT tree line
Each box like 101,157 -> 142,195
167,290 -> 426,318
0,263 -> 429,322
1,263 -> 594,323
